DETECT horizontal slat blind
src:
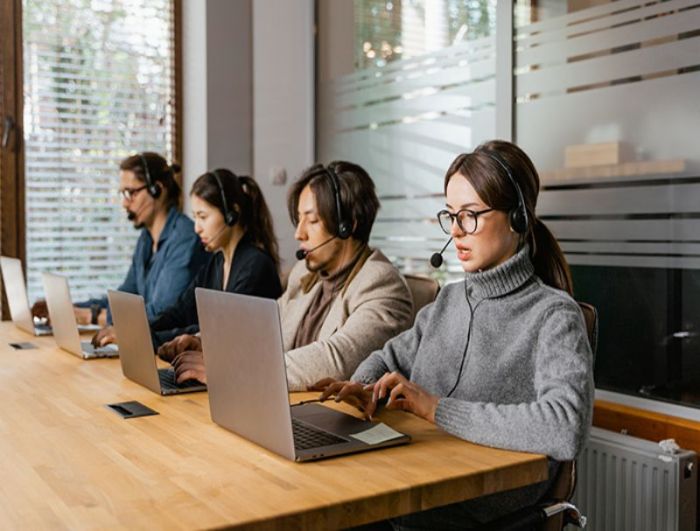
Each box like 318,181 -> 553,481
22,0 -> 176,302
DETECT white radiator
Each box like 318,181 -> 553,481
571,427 -> 697,531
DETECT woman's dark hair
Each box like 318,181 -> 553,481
190,169 -> 280,269
119,152 -> 182,210
444,140 -> 573,295
287,161 -> 380,244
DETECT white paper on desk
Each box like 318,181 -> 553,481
349,423 -> 404,445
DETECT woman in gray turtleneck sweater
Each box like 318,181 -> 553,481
316,140 -> 594,530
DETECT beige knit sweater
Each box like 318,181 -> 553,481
279,248 -> 414,391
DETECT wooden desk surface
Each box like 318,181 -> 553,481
0,322 -> 547,530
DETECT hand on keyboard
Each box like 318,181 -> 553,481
92,326 -> 117,347
172,350 -> 207,385
311,378 -> 376,419
157,334 -> 202,362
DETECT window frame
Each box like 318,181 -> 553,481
0,0 -> 25,319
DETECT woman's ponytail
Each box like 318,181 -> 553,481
239,176 -> 280,270
529,218 -> 573,296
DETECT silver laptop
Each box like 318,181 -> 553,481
1,256 -> 102,336
195,288 -> 410,462
108,290 -> 206,395
42,272 -> 118,359
1,256 -> 52,336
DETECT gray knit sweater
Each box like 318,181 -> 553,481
352,246 -> 594,526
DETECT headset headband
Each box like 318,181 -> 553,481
211,170 -> 239,227
483,151 -> 528,234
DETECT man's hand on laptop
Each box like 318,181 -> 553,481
157,334 -> 202,362
312,378 -> 376,419
172,350 -> 207,385
92,326 -> 117,347
74,307 -> 92,325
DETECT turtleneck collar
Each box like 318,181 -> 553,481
463,244 -> 534,300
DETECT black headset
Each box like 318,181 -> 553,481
139,153 -> 162,199
211,170 -> 239,227
484,151 -> 528,234
325,163 -> 352,240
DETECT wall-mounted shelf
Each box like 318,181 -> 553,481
541,159 -> 687,184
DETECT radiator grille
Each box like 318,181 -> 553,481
572,427 -> 697,531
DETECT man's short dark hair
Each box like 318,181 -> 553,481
287,161 -> 380,244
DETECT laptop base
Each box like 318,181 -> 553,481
291,403 -> 410,462
33,325 -> 52,336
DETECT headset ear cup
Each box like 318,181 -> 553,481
510,208 -> 527,234
338,220 -> 352,240
149,183 -> 162,199
225,210 -> 238,227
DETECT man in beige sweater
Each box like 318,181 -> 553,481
161,161 -> 414,390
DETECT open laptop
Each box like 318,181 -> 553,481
108,289 -> 206,395
42,272 -> 118,359
195,288 -> 411,462
1,256 -> 102,336
1,256 -> 52,336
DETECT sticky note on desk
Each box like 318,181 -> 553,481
350,423 -> 404,445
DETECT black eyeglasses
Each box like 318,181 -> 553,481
436,208 -> 494,235
119,185 -> 148,201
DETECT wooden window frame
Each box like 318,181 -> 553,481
0,0 -> 24,319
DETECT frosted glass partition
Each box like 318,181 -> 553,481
318,1 -> 498,276
514,0 -> 700,408
515,0 -> 700,269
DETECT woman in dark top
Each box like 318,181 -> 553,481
149,169 -> 282,345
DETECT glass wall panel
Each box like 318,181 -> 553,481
318,0 -> 498,278
515,0 -> 700,407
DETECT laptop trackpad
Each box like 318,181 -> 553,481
292,403 -> 372,438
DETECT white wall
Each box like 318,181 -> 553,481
181,0 -> 208,214
182,0 -> 314,269
182,0 -> 252,215
252,0 -> 315,268
206,0 -> 252,174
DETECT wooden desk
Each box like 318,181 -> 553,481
0,322 -> 547,529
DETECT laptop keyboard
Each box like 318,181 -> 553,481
292,418 -> 347,450
158,369 -> 205,391
81,342 -> 118,357
34,324 -> 52,334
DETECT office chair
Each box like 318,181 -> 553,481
403,274 -> 440,318
478,302 -> 598,531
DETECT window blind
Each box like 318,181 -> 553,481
22,0 -> 176,303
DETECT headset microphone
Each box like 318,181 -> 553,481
296,236 -> 337,260
430,237 -> 453,268
126,201 -> 147,222
204,224 -> 230,251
